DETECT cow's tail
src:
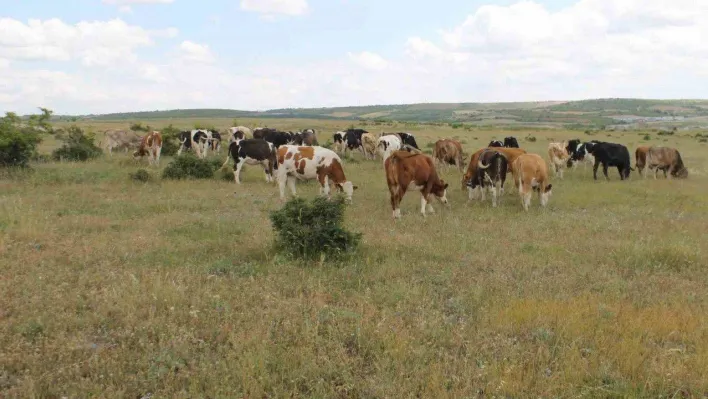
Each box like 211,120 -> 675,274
221,142 -> 235,169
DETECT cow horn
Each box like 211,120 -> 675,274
477,159 -> 490,169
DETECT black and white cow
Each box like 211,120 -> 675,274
566,139 -> 599,169
209,130 -> 222,153
466,149 -> 508,207
503,136 -> 519,148
587,141 -> 632,180
344,128 -> 368,154
488,140 -> 503,148
221,139 -> 277,184
178,129 -> 209,158
333,131 -> 346,153
397,132 -> 419,149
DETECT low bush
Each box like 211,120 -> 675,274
269,196 -> 361,261
130,169 -> 152,183
0,113 -> 43,168
52,125 -> 102,162
525,135 -> 537,142
160,124 -> 182,156
162,154 -> 215,180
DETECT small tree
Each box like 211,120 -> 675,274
269,196 -> 361,261
52,125 -> 102,161
159,124 -> 182,156
0,112 -> 42,168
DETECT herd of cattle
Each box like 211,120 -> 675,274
102,126 -> 689,217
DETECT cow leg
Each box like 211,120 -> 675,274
593,160 -> 600,180
653,167 -> 659,180
155,146 -> 161,166
426,194 -> 435,213
320,174 -> 331,199
262,161 -> 272,183
467,186 -> 476,201
389,187 -> 400,219
278,172 -> 288,200
617,166 -> 624,180
233,159 -> 245,184
420,194 -> 429,217
287,176 -> 297,197
602,164 -> 609,180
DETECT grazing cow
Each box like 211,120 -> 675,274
276,145 -> 357,202
101,130 -> 142,155
548,142 -> 570,179
229,126 -> 252,141
396,132 -> 419,149
504,136 -> 520,148
253,128 -> 293,148
488,140 -> 503,148
385,151 -> 448,218
361,133 -> 378,160
209,131 -> 222,153
645,146 -> 688,179
635,145 -> 650,177
292,130 -> 318,146
344,128 -> 368,155
221,139 -> 277,184
462,147 -> 527,191
177,129 -> 209,158
587,142 -> 632,180
133,131 -> 163,166
333,131 -> 346,154
511,154 -> 552,211
377,135 -> 402,164
465,149 -> 508,207
433,139 -> 465,173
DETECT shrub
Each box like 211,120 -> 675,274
0,112 -> 44,168
269,196 -> 362,260
130,122 -> 150,132
52,125 -> 102,162
162,154 -> 215,180
525,135 -> 537,142
160,124 -> 182,156
130,169 -> 152,183
643,134 -> 651,141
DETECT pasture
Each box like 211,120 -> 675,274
2,118 -> 708,397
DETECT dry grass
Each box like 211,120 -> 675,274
2,119 -> 708,397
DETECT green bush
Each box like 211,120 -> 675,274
643,134 -> 651,141
0,112 -> 44,168
525,135 -> 537,142
52,125 -> 102,162
162,154 -> 215,180
160,124 -> 182,156
269,196 -> 362,260
130,168 -> 152,183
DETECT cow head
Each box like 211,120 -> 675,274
432,180 -> 449,205
673,166 -> 689,179
336,181 -> 358,202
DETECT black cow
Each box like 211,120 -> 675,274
587,142 -> 632,180
466,149 -> 507,207
221,139 -> 277,185
253,127 -> 277,140
177,129 -> 209,157
344,128 -> 368,153
503,136 -> 519,148
254,128 -> 293,148
488,140 -> 503,147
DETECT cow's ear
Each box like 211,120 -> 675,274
443,183 -> 449,189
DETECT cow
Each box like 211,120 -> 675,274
361,133 -> 378,160
220,139 -> 277,185
566,139 -> 599,170
254,128 -> 293,148
177,129 -> 209,158
511,153 -> 552,211
401,144 -> 422,154
344,128 -> 368,155
488,140 -> 503,147
548,142 -> 570,179
333,131 -> 346,154
395,132 -> 419,149
133,131 -> 163,166
377,135 -> 402,164
465,148 -> 508,207
385,151 -> 448,219
644,146 -> 688,179
432,139 -> 465,173
587,142 -> 632,180
229,126 -> 252,141
291,129 -> 318,146
209,131 -> 222,153
462,147 -> 527,193
276,145 -> 357,202
101,130 -> 142,155
635,145 -> 650,177
504,136 -> 520,148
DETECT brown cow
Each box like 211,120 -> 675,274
433,139 -> 465,173
511,153 -> 552,211
385,151 -> 449,219
645,146 -> 688,179
133,131 -> 163,166
548,142 -> 570,179
635,146 -> 650,177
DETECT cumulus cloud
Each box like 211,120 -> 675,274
179,41 -> 215,63
240,0 -> 309,16
347,51 -> 388,71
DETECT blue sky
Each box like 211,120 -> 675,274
1,0 -> 706,114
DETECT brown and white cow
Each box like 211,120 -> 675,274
645,146 -> 688,179
511,153 -> 552,211
548,142 -> 570,179
635,145 -> 650,177
361,133 -> 378,160
276,145 -> 358,202
433,139 -> 465,173
133,131 -> 163,166
385,151 -> 449,219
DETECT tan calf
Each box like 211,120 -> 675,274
635,146 -> 650,177
511,154 -> 552,211
548,142 -> 569,179
433,139 -> 465,173
361,133 -> 377,160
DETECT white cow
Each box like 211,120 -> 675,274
377,135 -> 402,165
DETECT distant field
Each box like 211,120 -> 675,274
2,117 -> 708,397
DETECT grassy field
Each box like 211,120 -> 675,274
2,118 -> 708,397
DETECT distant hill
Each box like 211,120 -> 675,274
53,98 -> 708,128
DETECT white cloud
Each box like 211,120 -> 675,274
240,0 -> 308,16
347,51 -> 388,71
179,41 -> 215,63
102,0 -> 174,4
0,18 -> 177,66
